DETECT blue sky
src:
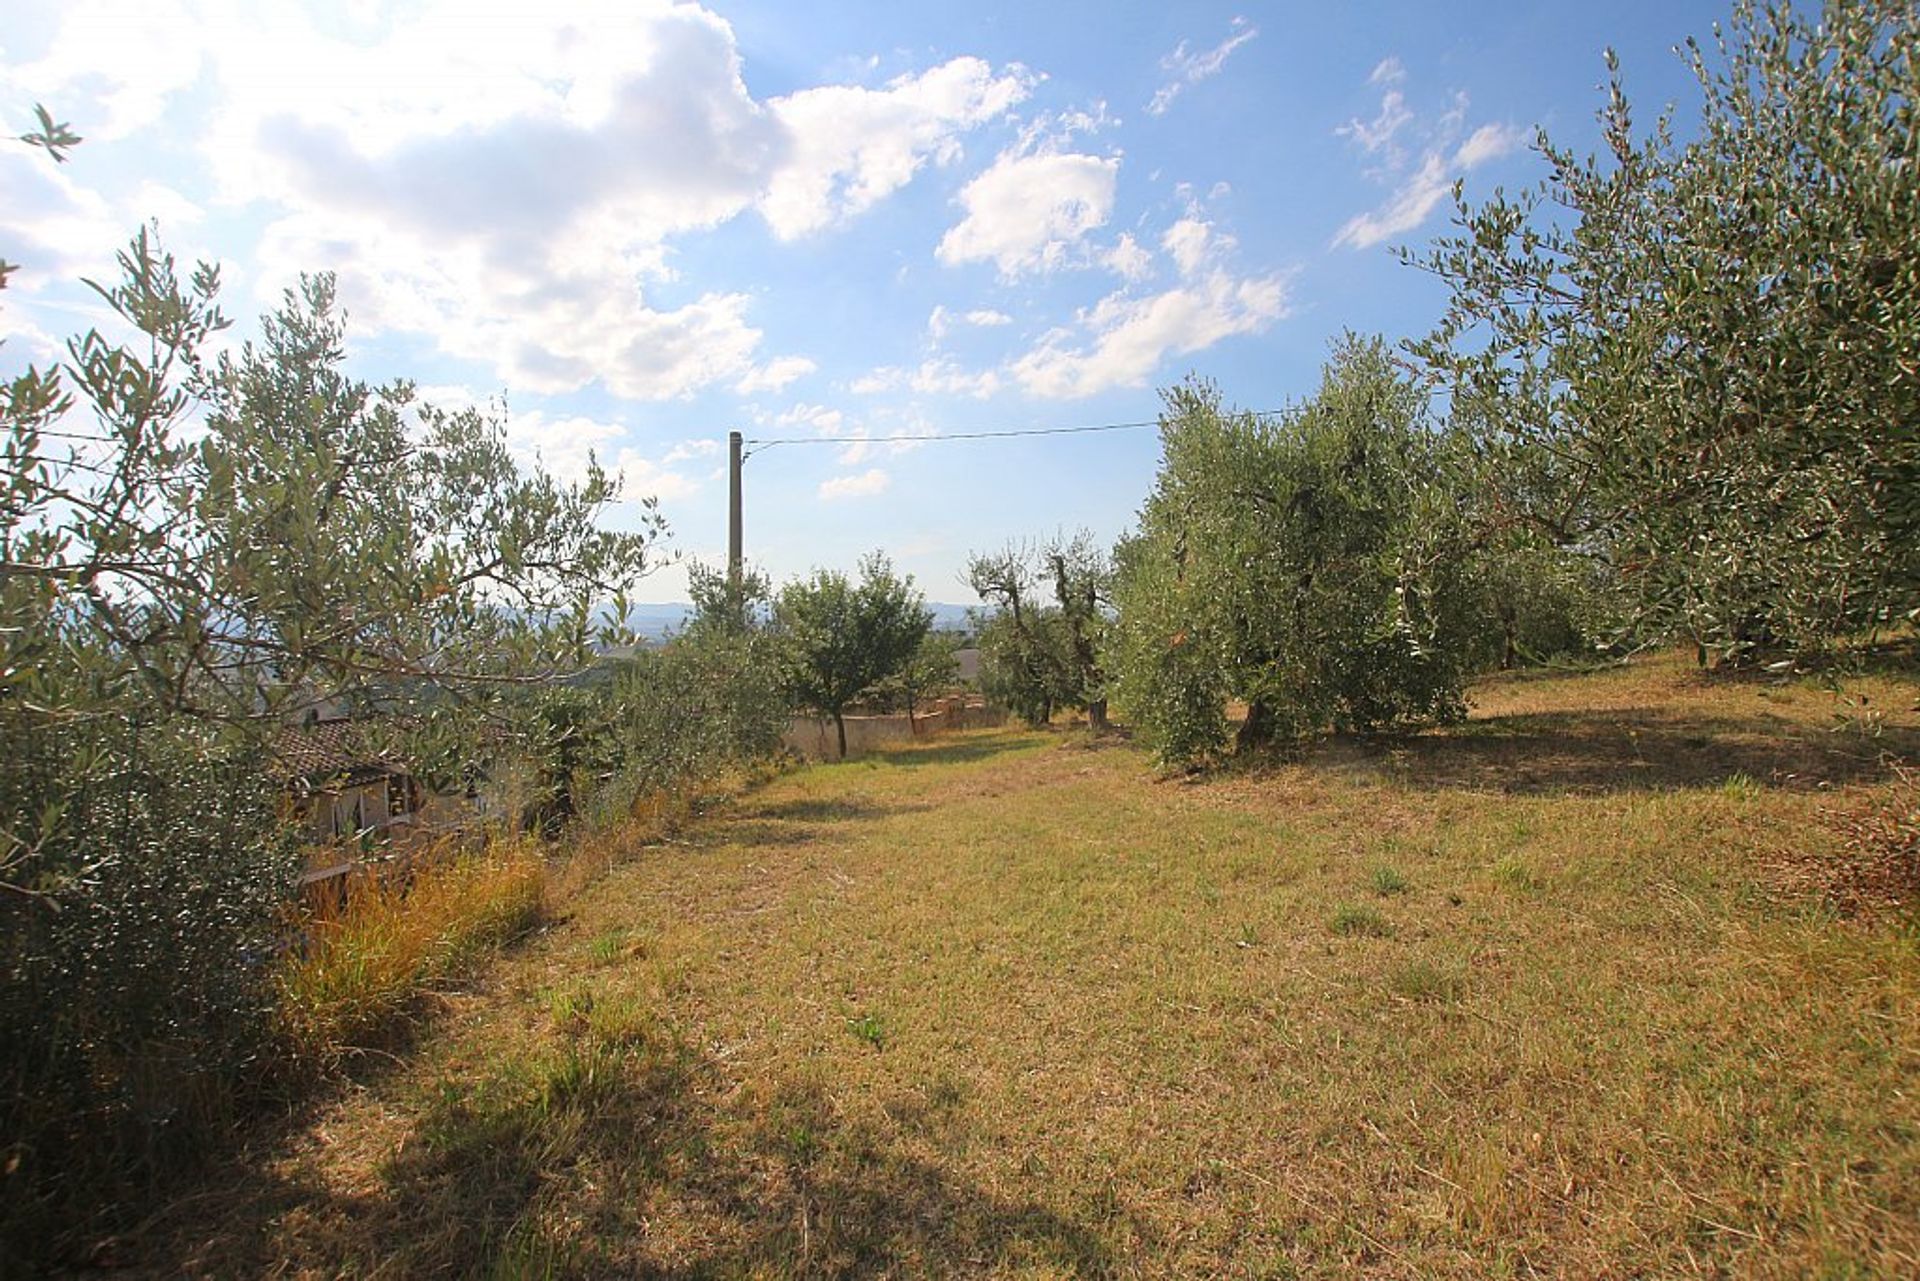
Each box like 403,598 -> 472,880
1,1 -> 1719,603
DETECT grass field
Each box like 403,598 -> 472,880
142,651 -> 1918,1278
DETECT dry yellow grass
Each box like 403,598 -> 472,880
149,651 -> 1918,1277
276,837 -> 548,1056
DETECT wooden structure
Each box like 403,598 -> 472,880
273,718 -> 425,887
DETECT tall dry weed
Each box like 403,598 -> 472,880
277,837 -> 546,1056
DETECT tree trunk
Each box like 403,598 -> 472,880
1088,697 -> 1109,732
1236,698 -> 1277,753
834,711 -> 848,761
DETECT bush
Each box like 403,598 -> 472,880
0,713 -> 296,1256
584,633 -> 790,824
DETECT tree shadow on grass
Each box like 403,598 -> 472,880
1376,707 -> 1919,796
871,730 -> 1040,771
752,796 -> 931,823
143,1036 -> 1114,1278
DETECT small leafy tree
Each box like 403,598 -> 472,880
775,553 -> 932,759
1110,340 -> 1478,765
874,630 -> 962,725
685,558 -> 771,637
1408,0 -> 1919,662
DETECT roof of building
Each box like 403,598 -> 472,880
271,718 -> 408,782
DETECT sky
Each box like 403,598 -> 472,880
0,0 -> 1722,604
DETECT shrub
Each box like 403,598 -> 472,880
0,713 -> 296,1257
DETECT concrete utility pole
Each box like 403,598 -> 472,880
727,430 -> 743,586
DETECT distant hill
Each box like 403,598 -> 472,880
617,601 -> 977,641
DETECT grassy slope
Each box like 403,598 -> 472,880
153,653 -> 1917,1278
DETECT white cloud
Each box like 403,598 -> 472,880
735,355 -> 817,393
1369,56 -> 1407,86
1332,154 -> 1452,251
663,437 -> 723,464
761,56 -> 1035,239
819,467 -> 890,500
777,401 -> 846,432
833,428 -> 874,464
1147,18 -> 1258,117
0,149 -> 137,287
505,409 -> 699,502
1104,232 -> 1154,282
1010,268 -> 1291,399
609,448 -> 703,503
850,358 -> 1001,399
928,305 -> 1012,339
128,182 -> 205,228
6,3 -> 1034,403
1332,66 -> 1527,252
1161,216 -> 1229,278
1337,88 -> 1413,159
0,0 -> 207,142
936,149 -> 1120,277
1454,121 -> 1529,169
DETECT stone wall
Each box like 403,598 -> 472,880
782,695 -> 1006,760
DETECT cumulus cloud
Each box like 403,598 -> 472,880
6,2 -> 1032,403
1103,232 -> 1154,282
1331,154 -> 1452,251
936,148 -> 1120,278
777,401 -> 846,434
1454,121 -> 1529,169
1010,268 -> 1291,399
0,155 -> 128,289
1337,87 -> 1413,160
663,437 -> 723,464
505,409 -> 700,503
761,56 -> 1035,239
819,467 -> 891,500
0,0 -> 208,142
1369,56 -> 1406,86
1147,18 -> 1258,116
928,305 -> 1013,340
1160,216 -> 1233,278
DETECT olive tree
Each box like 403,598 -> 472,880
967,532 -> 1112,727
1,202 -> 662,1249
1110,339 -> 1479,765
1407,0 -> 1919,663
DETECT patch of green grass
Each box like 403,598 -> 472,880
845,1011 -> 886,1049
1490,853 -> 1537,892
1386,958 -> 1466,1004
1328,903 -> 1393,937
1370,865 -> 1410,896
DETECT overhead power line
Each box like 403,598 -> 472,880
741,409 -> 1287,459
725,406 -> 1289,576
741,417 -> 1157,457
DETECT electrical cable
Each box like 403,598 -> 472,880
740,409 -> 1284,460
